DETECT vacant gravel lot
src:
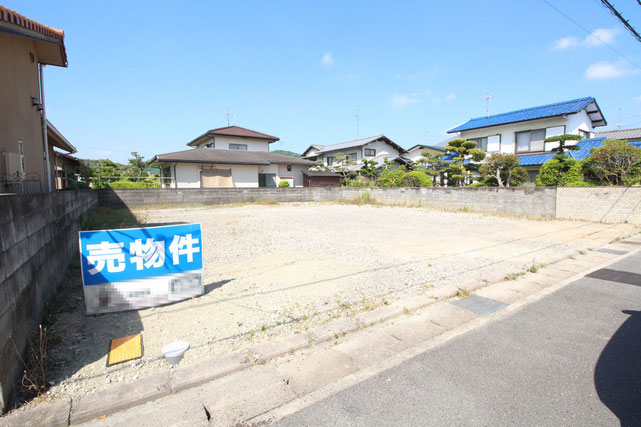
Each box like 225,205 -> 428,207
24,203 -> 637,408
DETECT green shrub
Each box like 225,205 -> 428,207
376,169 -> 406,187
401,171 -> 432,187
466,182 -> 489,187
345,176 -> 372,187
535,156 -> 588,186
108,179 -> 159,189
278,180 -> 290,187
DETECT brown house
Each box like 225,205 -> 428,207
0,6 -> 72,193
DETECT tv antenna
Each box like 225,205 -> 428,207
618,106 -> 622,129
424,132 -> 430,145
224,106 -> 233,126
484,91 -> 493,117
354,108 -> 362,139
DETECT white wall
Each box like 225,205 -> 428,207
459,111 -> 593,154
172,163 -> 260,188
194,135 -> 271,152
405,147 -> 443,162
320,139 -> 401,166
277,164 -> 307,187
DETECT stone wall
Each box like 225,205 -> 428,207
97,187 -> 558,217
556,186 -> 641,224
0,191 -> 97,411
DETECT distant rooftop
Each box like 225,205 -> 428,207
594,127 -> 641,141
315,135 -> 406,154
448,97 -> 606,133
187,126 -> 279,146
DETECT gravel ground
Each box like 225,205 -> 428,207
13,202 -> 637,410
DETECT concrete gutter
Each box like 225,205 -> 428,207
2,233 -> 641,426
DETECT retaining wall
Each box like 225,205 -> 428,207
0,190 -> 97,411
97,187 -> 558,217
557,186 -> 641,225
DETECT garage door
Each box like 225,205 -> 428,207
201,169 -> 233,188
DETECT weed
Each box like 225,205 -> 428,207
302,314 -> 308,321
10,325 -> 48,399
568,255 -> 576,260
455,288 -> 471,298
504,271 -> 525,281
610,237 -> 622,244
260,325 -> 267,332
578,250 -> 587,255
528,263 -> 538,274
403,307 -> 410,315
236,321 -> 242,327
81,207 -> 141,230
248,330 -> 254,340
382,297 -> 389,305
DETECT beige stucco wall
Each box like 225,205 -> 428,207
171,162 -> 262,188
277,164 -> 307,187
0,33 -> 51,193
321,139 -> 402,166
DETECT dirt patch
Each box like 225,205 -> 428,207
13,203 -> 637,410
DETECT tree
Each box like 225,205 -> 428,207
414,150 -> 450,186
330,152 -> 356,181
479,153 -> 527,187
376,169 -> 406,187
127,152 -> 148,176
544,134 -> 582,154
444,139 -> 486,186
583,139 -> 641,186
535,156 -> 586,186
360,159 -> 379,178
401,171 -> 433,187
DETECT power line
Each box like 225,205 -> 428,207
598,0 -> 641,43
542,0 -> 641,71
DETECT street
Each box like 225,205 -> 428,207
278,250 -> 641,426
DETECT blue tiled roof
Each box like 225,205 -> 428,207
518,137 -> 606,166
448,97 -> 601,133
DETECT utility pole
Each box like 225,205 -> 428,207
354,108 -> 362,139
484,91 -> 493,117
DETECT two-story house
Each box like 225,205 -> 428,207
0,6 -> 76,194
154,126 -> 315,188
302,135 -> 410,171
447,97 -> 607,181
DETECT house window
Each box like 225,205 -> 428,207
364,148 -> 376,156
205,143 -> 214,148
516,129 -> 546,153
287,165 -> 292,172
349,153 -> 357,161
327,156 -> 334,166
229,144 -> 247,150
527,170 -> 538,183
470,137 -> 488,151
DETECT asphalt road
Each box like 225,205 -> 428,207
278,250 -> 641,426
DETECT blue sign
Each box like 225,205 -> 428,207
79,223 -> 203,314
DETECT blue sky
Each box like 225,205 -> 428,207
6,0 -> 641,163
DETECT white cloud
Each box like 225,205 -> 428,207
553,28 -> 620,50
585,60 -> 640,80
445,93 -> 456,101
321,52 -> 334,66
634,95 -> 641,102
389,93 -> 420,109
584,27 -> 620,47
552,36 -> 579,50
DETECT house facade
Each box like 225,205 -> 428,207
0,6 -> 74,194
404,144 -> 445,163
302,135 -> 409,170
447,97 -> 607,181
154,126 -> 315,188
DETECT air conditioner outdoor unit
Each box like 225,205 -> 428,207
2,151 -> 24,177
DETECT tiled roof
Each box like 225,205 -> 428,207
517,137 -> 606,166
302,171 -> 340,177
594,127 -> 641,141
187,126 -> 279,146
448,97 -> 606,133
0,5 -> 64,40
406,144 -> 445,152
316,135 -> 407,154
207,126 -> 279,141
154,148 -> 315,166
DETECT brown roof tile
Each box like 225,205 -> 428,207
155,148 -> 315,166
0,6 -> 65,40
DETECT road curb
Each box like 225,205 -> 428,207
2,232 -> 640,426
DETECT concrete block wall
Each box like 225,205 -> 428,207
0,190 -> 97,411
556,186 -> 641,224
97,187 -> 558,217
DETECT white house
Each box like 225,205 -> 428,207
447,97 -> 607,181
154,126 -> 315,188
302,135 -> 409,170
404,144 -> 445,163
